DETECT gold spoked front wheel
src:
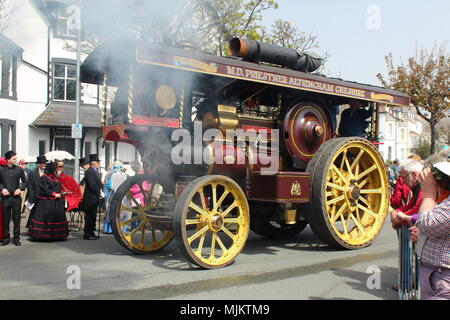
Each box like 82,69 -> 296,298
307,138 -> 388,249
174,175 -> 250,269
110,174 -> 174,254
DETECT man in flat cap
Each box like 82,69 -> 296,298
82,154 -> 102,240
0,151 -> 28,246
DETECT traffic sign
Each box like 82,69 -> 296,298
71,123 -> 82,139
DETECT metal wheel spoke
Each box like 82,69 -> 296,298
221,226 -> 236,242
360,188 -> 382,194
357,164 -> 377,180
359,196 -> 371,208
358,178 -> 370,189
340,213 -> 349,236
331,202 -> 348,224
210,233 -> 217,259
151,229 -> 156,242
130,220 -> 146,238
357,203 -> 378,218
189,202 -> 209,217
187,225 -> 209,244
326,182 -> 346,192
196,232 -> 206,255
329,204 -> 336,220
355,207 -> 362,223
223,218 -> 240,224
120,215 -> 141,227
221,201 -> 237,217
340,150 -> 347,171
185,218 -> 203,225
212,184 -> 217,211
139,225 -> 146,245
198,187 -> 207,211
216,235 -> 228,253
344,154 -> 352,174
332,164 -> 348,184
350,150 -> 364,171
120,204 -> 143,215
326,195 -> 345,206
215,189 -> 230,211
355,163 -> 360,178
350,214 -> 365,233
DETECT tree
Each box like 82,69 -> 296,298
377,43 -> 450,153
268,19 -> 319,51
190,0 -> 279,56
412,137 -> 431,160
265,18 -> 328,74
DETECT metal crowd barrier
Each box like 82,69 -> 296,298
398,225 -> 419,300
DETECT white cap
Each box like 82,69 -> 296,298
434,162 -> 450,178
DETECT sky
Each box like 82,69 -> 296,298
261,0 -> 450,86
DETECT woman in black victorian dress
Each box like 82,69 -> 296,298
28,162 -> 68,241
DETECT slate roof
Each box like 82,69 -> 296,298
31,103 -> 102,128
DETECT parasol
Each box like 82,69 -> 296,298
44,150 -> 75,161
59,173 -> 82,212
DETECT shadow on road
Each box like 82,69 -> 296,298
309,266 -> 399,300
40,226 -> 340,272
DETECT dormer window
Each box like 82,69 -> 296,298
0,50 -> 18,99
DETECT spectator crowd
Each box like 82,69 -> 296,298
388,151 -> 450,300
0,150 -> 136,246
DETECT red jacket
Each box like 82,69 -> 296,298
390,176 -> 411,209
396,184 -> 424,216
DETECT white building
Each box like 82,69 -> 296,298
377,104 -> 424,162
0,0 -> 137,176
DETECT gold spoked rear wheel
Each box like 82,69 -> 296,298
307,138 -> 388,249
174,175 -> 250,269
110,174 -> 174,254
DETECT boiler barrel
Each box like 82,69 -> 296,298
229,38 -> 322,73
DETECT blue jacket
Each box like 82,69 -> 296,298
338,107 -> 374,137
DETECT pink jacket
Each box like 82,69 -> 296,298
129,181 -> 150,205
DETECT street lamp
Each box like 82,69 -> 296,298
67,4 -> 82,182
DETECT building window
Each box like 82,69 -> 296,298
400,128 -> 405,142
0,119 -> 16,156
388,123 -> 393,138
84,141 -> 91,157
53,63 -> 76,101
388,146 -> 392,161
0,52 -> 17,98
39,140 -> 46,155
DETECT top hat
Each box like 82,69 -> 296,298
79,157 -> 89,166
89,154 -> 100,162
5,151 -> 16,160
36,155 -> 47,164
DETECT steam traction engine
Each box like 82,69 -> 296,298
81,39 -> 410,269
